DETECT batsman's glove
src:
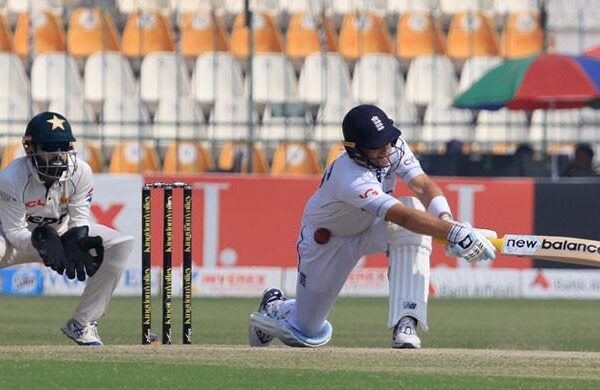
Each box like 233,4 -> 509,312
446,222 -> 496,263
31,224 -> 67,275
61,226 -> 104,281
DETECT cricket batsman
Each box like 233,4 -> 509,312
249,104 -> 496,348
0,111 -> 133,346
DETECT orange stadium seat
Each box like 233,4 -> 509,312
74,141 -> 104,173
180,11 -> 229,58
109,141 -> 160,173
446,11 -> 499,62
338,12 -> 393,62
271,142 -> 322,176
499,11 -> 543,59
395,10 -> 446,63
14,10 -> 66,57
0,141 -> 26,169
230,11 -> 283,59
121,11 -> 175,58
0,15 -> 13,52
286,12 -> 338,64
217,142 -> 269,173
325,142 -> 345,167
162,141 -> 213,173
67,7 -> 121,59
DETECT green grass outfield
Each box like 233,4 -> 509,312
1,297 -> 600,389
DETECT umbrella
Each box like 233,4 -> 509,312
453,53 -> 600,110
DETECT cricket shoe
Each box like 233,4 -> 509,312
248,288 -> 286,347
61,319 -> 103,346
392,316 -> 421,349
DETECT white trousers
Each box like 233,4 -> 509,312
0,223 -> 133,325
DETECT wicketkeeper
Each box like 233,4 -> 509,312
0,112 -> 133,346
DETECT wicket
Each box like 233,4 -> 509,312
142,182 -> 193,345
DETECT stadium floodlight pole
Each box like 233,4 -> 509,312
245,0 -> 255,173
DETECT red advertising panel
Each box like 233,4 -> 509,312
144,174 -> 534,269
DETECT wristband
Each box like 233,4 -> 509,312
427,195 -> 452,220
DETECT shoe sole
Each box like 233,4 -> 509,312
392,342 -> 420,349
60,327 -> 103,346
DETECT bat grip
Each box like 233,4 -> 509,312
435,237 -> 505,250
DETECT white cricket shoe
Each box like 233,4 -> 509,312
392,316 -> 421,349
249,288 -> 286,347
61,319 -> 103,346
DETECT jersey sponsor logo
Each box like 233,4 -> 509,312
403,156 -> 416,166
27,213 -> 67,225
85,187 -> 93,203
25,199 -> 46,208
0,190 -> 16,202
370,116 -> 384,131
359,188 -> 379,199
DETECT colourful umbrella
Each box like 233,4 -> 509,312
453,53 -> 600,110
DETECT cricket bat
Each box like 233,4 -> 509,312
489,235 -> 600,267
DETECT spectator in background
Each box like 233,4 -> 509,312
562,143 -> 598,177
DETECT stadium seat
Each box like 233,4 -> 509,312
0,53 -> 30,100
280,0 -> 327,15
474,109 -> 529,151
529,109 -> 581,145
118,0 -> 171,14
314,98 -> 355,142
153,97 -> 206,141
208,97 -> 259,141
446,11 -> 499,64
387,0 -> 437,14
0,98 -> 33,142
493,0 -> 538,16
376,99 -> 419,141
217,141 -> 269,173
121,11 -> 175,59
499,11 -> 543,59
30,53 -> 84,110
230,11 -> 283,59
271,142 -> 322,175
48,97 -> 98,139
395,10 -> 446,64
190,52 -> 245,115
171,0 -> 216,14
325,142 -> 347,167
179,11 -> 229,59
439,0 -> 485,17
546,2 -> 600,54
67,8 -> 121,60
74,141 -> 104,172
0,141 -> 26,169
298,53 -> 352,108
457,55 -> 502,93
351,54 -> 405,106
421,104 -> 474,149
286,12 -> 338,66
14,10 -> 66,58
0,15 -> 12,52
338,11 -> 393,63
580,108 -> 600,143
84,52 -> 138,115
162,141 -> 213,173
404,55 -> 458,108
140,52 -> 190,114
261,102 -> 313,141
248,53 -> 299,109
8,0 -> 63,15
108,141 -> 160,173
101,97 -> 152,145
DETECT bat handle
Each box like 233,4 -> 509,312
488,237 -> 504,251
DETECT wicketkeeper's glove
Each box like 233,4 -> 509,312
61,226 -> 104,281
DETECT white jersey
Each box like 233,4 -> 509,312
0,156 -> 93,253
302,140 -> 424,237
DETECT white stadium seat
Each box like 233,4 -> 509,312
118,0 -> 171,14
529,109 -> 581,144
298,53 -> 352,108
405,55 -> 458,108
208,97 -> 259,141
191,52 -> 245,115
0,53 -> 30,101
387,0 -> 437,14
140,52 -> 190,115
30,53 -> 84,110
351,54 -> 405,106
475,108 -> 529,145
8,0 -> 63,15
48,97 -> 98,139
247,53 -> 299,110
314,98 -> 355,143
101,97 -> 151,144
458,56 -> 502,93
84,52 -> 138,114
421,103 -> 474,145
261,102 -> 313,141
0,98 -> 34,142
153,97 -> 206,141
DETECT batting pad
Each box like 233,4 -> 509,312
387,197 -> 432,331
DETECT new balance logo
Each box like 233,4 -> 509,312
371,116 -> 384,131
